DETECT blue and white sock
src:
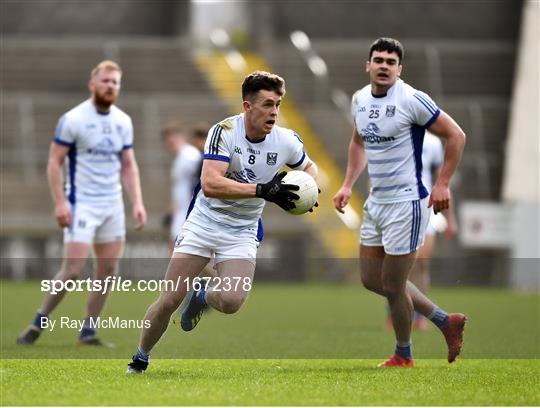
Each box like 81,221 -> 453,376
135,345 -> 150,363
32,311 -> 48,330
395,341 -> 412,359
79,317 -> 96,339
428,306 -> 449,329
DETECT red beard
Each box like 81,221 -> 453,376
93,91 -> 117,110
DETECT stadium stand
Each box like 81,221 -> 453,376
0,0 -> 523,283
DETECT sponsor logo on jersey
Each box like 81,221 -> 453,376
245,168 -> 257,182
386,105 -> 396,117
267,152 -> 278,165
359,106 -> 366,112
87,137 -> 118,155
361,123 -> 380,137
234,146 -> 243,154
227,168 -> 258,183
360,123 -> 396,144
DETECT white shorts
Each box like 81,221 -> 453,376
173,216 -> 259,265
360,197 -> 430,255
170,208 -> 188,240
64,200 -> 125,244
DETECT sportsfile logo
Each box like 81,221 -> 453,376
40,276 -> 252,295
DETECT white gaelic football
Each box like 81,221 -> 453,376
282,170 -> 319,215
431,212 -> 448,233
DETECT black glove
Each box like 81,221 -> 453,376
256,171 -> 300,211
308,188 -> 321,213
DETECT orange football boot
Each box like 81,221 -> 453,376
377,353 -> 414,368
441,313 -> 467,363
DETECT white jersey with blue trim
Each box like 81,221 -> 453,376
351,78 -> 440,204
172,143 -> 202,212
421,132 -> 444,192
53,99 -> 133,204
189,113 -> 308,230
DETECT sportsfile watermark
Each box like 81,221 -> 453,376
40,276 -> 253,295
2,258 -> 538,359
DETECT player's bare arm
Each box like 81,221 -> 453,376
301,160 -> 318,179
427,112 -> 466,214
47,142 -> 71,228
333,128 -> 367,213
201,159 -> 258,199
121,148 -> 147,230
432,168 -> 458,239
201,156 -> 300,211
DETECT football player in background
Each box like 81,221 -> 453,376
334,38 -> 466,367
162,121 -> 204,252
17,60 -> 147,346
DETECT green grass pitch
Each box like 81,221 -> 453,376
1,281 -> 539,405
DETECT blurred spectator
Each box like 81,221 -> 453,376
162,121 -> 204,252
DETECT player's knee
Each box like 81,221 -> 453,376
159,295 -> 182,314
381,282 -> 400,299
95,264 -> 118,279
60,266 -> 84,281
361,275 -> 381,294
218,292 -> 245,314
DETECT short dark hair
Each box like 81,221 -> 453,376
191,122 -> 210,140
241,71 -> 285,101
368,38 -> 404,64
161,120 -> 185,139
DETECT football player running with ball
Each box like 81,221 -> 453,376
334,38 -> 467,367
127,71 -> 318,373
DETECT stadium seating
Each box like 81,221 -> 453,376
0,4 -> 520,282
